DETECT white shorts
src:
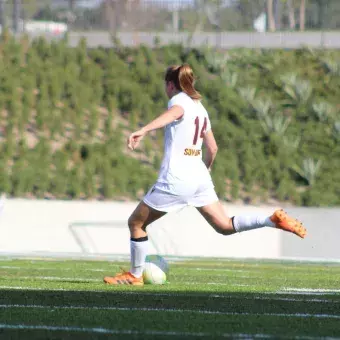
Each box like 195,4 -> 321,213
143,182 -> 219,213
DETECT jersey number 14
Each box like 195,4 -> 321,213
193,116 -> 207,145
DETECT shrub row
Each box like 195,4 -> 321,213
0,32 -> 339,206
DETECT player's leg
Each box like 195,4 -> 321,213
104,183 -> 187,285
197,200 -> 276,234
104,200 -> 166,285
194,188 -> 306,238
196,201 -> 235,235
128,200 -> 167,278
191,186 -> 235,235
197,201 -> 306,238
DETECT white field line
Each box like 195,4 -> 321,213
0,274 -> 264,287
0,266 -> 26,269
180,273 -> 254,279
0,324 -> 338,340
0,285 -> 339,304
1,275 -> 247,286
0,286 -> 73,291
1,304 -> 340,319
6,274 -> 340,293
283,288 -> 340,293
0,265 -> 253,275
181,282 -> 252,287
206,283 -> 250,287
207,283 -> 251,287
1,274 -> 255,285
6,276 -> 101,282
282,292 -> 340,296
191,268 -> 250,273
0,266 -> 110,272
0,266 -> 254,274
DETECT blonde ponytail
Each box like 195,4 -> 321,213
165,64 -> 201,100
178,64 -> 201,100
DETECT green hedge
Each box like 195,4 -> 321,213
0,32 -> 339,206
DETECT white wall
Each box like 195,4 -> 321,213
0,199 -> 338,260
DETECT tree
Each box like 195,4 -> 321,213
299,0 -> 306,31
193,0 -> 222,32
0,0 -> 6,29
286,0 -> 296,29
231,0 -> 267,31
236,0 -> 309,31
69,0 -> 76,11
267,0 -> 276,31
12,0 -> 21,33
104,0 -> 141,37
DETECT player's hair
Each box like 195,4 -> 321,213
165,64 -> 201,100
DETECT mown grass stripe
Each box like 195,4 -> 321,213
0,286 -> 338,303
0,324 -> 207,337
0,324 -> 339,340
0,324 -> 338,339
1,304 -> 340,319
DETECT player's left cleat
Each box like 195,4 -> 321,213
270,209 -> 307,238
104,271 -> 144,286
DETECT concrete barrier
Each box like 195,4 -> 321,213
0,199 -> 338,261
67,31 -> 340,49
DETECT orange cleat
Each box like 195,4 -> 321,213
270,209 -> 307,239
104,271 -> 144,286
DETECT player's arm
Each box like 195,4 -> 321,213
203,129 -> 218,171
142,105 -> 184,133
128,105 -> 184,150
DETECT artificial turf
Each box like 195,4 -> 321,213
0,257 -> 339,339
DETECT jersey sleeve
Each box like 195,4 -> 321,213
205,114 -> 212,133
167,95 -> 185,111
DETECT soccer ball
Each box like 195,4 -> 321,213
143,255 -> 169,285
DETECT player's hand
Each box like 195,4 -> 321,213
127,129 -> 146,150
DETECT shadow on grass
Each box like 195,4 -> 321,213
0,288 -> 339,315
0,289 -> 339,340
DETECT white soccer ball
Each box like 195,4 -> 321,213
143,255 -> 169,285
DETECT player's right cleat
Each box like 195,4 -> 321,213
104,271 -> 144,286
270,209 -> 307,238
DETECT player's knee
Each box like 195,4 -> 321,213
216,228 -> 234,236
128,215 -> 144,232
128,216 -> 137,231
215,219 -> 234,236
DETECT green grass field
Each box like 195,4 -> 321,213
0,257 -> 339,339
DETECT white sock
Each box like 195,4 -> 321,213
130,237 -> 149,278
233,214 -> 275,233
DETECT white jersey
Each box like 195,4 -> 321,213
156,92 -> 213,196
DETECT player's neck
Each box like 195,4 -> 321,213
169,90 -> 181,99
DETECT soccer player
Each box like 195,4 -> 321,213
104,64 -> 307,285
